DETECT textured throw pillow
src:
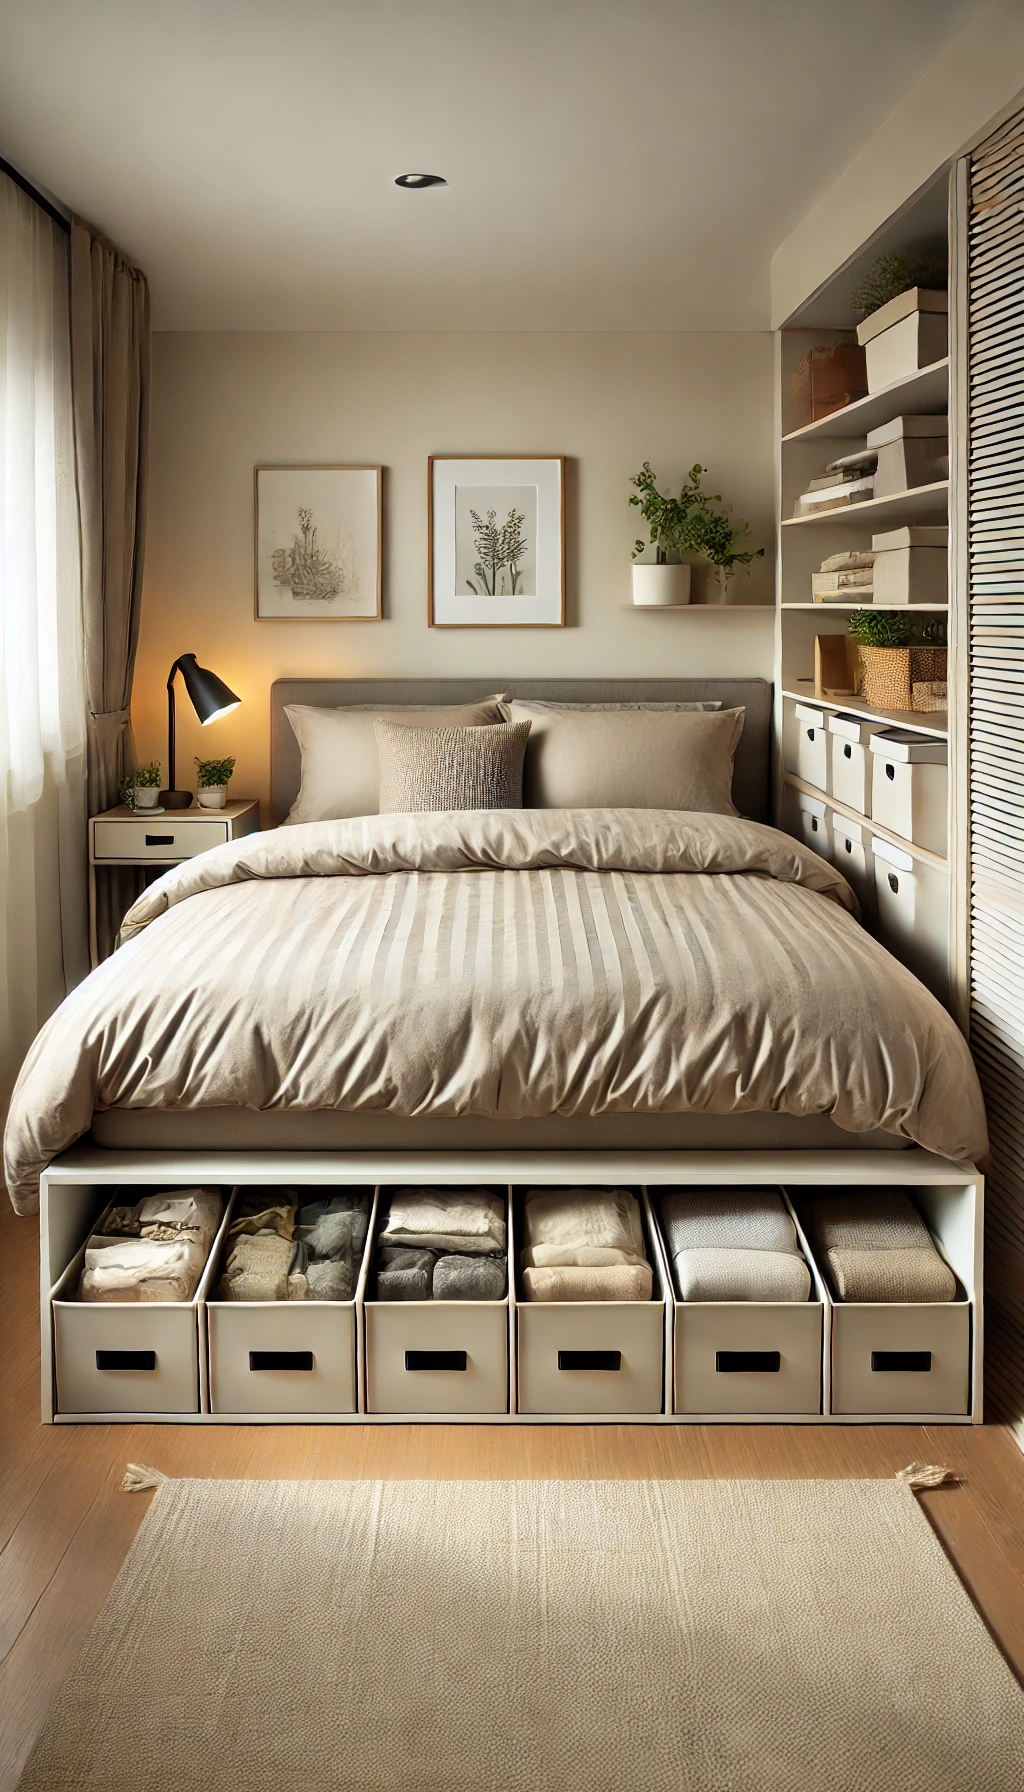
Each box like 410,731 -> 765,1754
284,697 -> 509,823
375,719 -> 531,814
504,701 -> 745,813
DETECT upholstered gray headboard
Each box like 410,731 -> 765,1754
270,678 -> 772,825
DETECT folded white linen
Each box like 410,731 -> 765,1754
79,1234 -> 207,1303
660,1190 -> 798,1256
673,1247 -> 811,1304
521,1244 -> 649,1269
136,1189 -> 222,1248
382,1189 -> 506,1255
523,1189 -> 645,1256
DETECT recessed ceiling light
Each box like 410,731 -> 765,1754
394,172 -> 447,189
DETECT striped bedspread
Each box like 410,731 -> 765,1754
3,809 -> 987,1213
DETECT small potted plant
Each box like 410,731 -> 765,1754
848,611 -> 947,711
630,463 -> 763,605
194,754 -> 236,809
119,763 -> 162,811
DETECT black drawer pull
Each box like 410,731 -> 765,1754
249,1350 -> 314,1372
96,1349 -> 155,1371
716,1350 -> 781,1374
871,1350 -> 932,1373
557,1349 -> 621,1371
405,1350 -> 467,1371
885,763 -> 896,781
145,834 -> 175,846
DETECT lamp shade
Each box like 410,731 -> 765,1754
177,653 -> 241,725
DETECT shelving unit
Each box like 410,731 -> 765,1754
780,687 -> 947,739
782,481 -> 948,529
781,359 -> 949,444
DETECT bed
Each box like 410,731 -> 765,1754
3,677 -> 988,1216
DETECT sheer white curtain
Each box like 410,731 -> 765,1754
0,175 -> 88,1108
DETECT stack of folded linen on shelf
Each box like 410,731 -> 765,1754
219,1189 -> 370,1302
375,1190 -> 507,1301
799,1190 -> 956,1303
78,1189 -> 223,1303
794,448 -> 877,517
812,548 -> 876,603
659,1189 -> 811,1302
520,1189 -> 653,1302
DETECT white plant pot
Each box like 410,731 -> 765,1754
132,786 -> 160,810
197,785 -> 228,809
632,563 -> 691,608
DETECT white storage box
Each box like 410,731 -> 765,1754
870,731 -> 948,855
794,790 -> 832,860
871,526 -> 948,606
830,1299 -> 970,1415
363,1190 -> 511,1414
206,1188 -> 376,1414
867,416 -> 948,499
515,1191 -> 667,1415
829,713 -> 888,816
787,702 -> 832,791
856,288 -> 948,393
830,813 -> 875,922
51,1193 -> 229,1415
872,836 -> 949,1001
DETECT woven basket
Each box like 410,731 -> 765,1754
858,645 -> 948,711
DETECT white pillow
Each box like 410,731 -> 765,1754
284,697 -> 509,823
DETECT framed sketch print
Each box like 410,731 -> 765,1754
255,465 -> 382,620
428,456 -> 565,627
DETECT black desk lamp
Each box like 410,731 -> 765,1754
160,653 -> 241,809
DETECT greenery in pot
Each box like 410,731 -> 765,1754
194,755 -> 236,788
848,610 -> 946,648
118,763 -> 161,810
630,463 -> 763,587
848,248 -> 946,319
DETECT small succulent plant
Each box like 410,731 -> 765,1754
194,755 -> 236,787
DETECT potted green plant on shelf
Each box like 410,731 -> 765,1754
630,462 -> 763,606
848,610 -> 947,712
119,763 -> 162,812
194,754 -> 236,810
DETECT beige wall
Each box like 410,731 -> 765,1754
135,331 -> 775,813
771,0 -> 1024,326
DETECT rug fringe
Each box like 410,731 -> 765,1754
122,1463 -> 170,1493
896,1462 -> 956,1490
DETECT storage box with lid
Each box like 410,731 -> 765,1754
856,287 -> 948,393
830,813 -> 875,922
870,731 -> 947,855
871,525 -> 948,606
786,702 -> 832,791
828,713 -> 888,815
871,836 -> 949,1002
867,415 -> 948,499
792,789 -> 832,860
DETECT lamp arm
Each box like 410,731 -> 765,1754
166,659 -> 181,793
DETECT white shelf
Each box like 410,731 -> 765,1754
782,482 -> 948,529
781,602 -> 947,611
781,687 -> 947,739
782,360 -> 949,444
623,604 -> 773,613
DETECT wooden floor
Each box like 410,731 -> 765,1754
3,1199 -> 1024,1790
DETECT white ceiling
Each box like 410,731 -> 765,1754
0,0 -> 979,331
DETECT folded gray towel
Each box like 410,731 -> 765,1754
432,1254 -> 506,1301
799,1190 -> 932,1254
660,1190 -> 798,1256
297,1194 -> 370,1259
673,1246 -> 811,1304
376,1246 -> 435,1301
305,1256 -> 355,1302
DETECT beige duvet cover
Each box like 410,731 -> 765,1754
4,809 -> 987,1213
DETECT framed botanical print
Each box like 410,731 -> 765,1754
428,455 -> 565,627
255,465 -> 382,620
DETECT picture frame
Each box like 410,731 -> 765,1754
254,465 -> 383,621
428,455 -> 565,628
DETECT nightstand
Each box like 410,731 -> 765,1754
88,799 -> 261,966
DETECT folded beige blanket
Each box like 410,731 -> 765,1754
660,1189 -> 798,1256
79,1234 -> 207,1303
522,1244 -> 649,1269
383,1190 -> 506,1256
522,1263 -> 653,1302
524,1190 -> 645,1256
219,1233 -> 308,1302
799,1190 -> 932,1253
673,1247 -> 811,1304
824,1245 -> 956,1304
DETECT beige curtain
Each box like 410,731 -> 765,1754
70,220 -> 151,958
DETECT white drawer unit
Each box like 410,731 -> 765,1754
872,837 -> 950,1003
828,712 -> 888,817
514,1191 -> 667,1416
93,818 -> 231,860
869,731 -> 948,856
830,814 -> 875,923
786,702 -> 832,791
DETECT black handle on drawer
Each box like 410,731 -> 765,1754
405,1349 -> 467,1372
96,1349 -> 155,1371
145,833 -> 175,846
871,1350 -> 932,1373
557,1349 -> 622,1372
249,1350 -> 314,1372
715,1350 -> 781,1374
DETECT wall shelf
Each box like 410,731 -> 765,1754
782,482 -> 948,529
783,773 -> 949,873
622,604 -> 773,613
781,687 -> 947,739
782,359 -> 949,445
782,602 -> 947,611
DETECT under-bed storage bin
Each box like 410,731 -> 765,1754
872,837 -> 949,1001
786,703 -> 832,792
659,1192 -> 824,1416
869,732 -> 947,856
829,713 -> 887,816
363,1188 -> 510,1414
51,1193 -> 229,1414
206,1188 -> 375,1414
514,1190 -> 667,1415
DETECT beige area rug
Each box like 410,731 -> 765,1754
19,1477 -> 1024,1792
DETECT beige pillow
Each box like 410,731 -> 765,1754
375,719 -> 531,814
505,700 -> 744,813
284,697 -> 508,823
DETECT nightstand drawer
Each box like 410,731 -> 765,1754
93,819 -> 230,860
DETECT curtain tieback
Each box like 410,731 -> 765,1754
88,707 -> 131,740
